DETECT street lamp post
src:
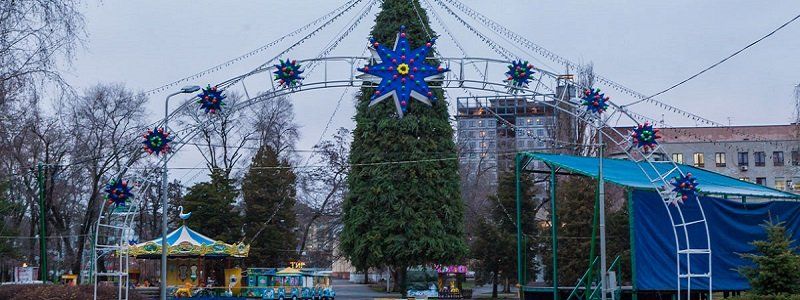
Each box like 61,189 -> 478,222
160,85 -> 201,300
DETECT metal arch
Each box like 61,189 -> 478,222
94,56 -> 711,300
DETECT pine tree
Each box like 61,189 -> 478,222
738,220 -> 800,295
241,145 -> 298,267
340,0 -> 467,293
472,171 -> 539,297
182,169 -> 241,243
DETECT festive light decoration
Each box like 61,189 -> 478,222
504,60 -> 534,91
670,173 -> 699,204
128,239 -> 138,246
142,128 -> 172,155
196,85 -> 226,114
580,88 -> 610,114
104,179 -> 133,207
631,122 -> 661,151
273,59 -> 304,88
357,25 -> 449,117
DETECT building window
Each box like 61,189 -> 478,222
715,152 -> 726,167
754,151 -> 765,167
480,152 -> 488,158
479,130 -> 486,137
672,153 -> 684,164
480,142 -> 487,148
773,151 -> 785,166
537,129 -> 545,137
739,177 -> 750,182
793,178 -> 800,190
793,150 -> 800,166
526,118 -> 532,125
738,152 -> 748,166
478,120 -> 484,127
536,118 -> 543,125
470,120 -> 476,127
756,177 -> 767,186
775,177 -> 786,190
693,153 -> 704,168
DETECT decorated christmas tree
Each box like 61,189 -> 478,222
339,0 -> 466,292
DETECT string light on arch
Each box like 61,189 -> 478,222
142,128 -> 172,156
580,88 -> 609,114
504,60 -> 535,92
104,178 -> 133,207
670,173 -> 699,205
357,25 -> 449,118
196,85 -> 226,114
273,59 -> 305,88
630,122 -> 661,152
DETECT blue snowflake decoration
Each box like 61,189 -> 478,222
581,88 -> 610,114
273,59 -> 304,88
670,173 -> 699,204
504,60 -> 535,92
142,127 -> 172,156
104,179 -> 133,207
196,85 -> 226,114
631,122 -> 661,151
357,25 -> 448,118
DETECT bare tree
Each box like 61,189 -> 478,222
297,128 -> 351,261
65,83 -> 148,276
252,95 -> 300,159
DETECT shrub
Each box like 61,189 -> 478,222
738,220 -> 800,295
0,284 -> 145,300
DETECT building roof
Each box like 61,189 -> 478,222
524,152 -> 800,199
614,124 -> 799,143
128,224 -> 250,258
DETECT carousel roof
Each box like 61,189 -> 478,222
128,224 -> 249,258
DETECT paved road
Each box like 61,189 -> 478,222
332,279 -> 401,300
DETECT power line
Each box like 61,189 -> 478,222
623,12 -> 800,107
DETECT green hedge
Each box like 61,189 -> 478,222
731,293 -> 800,300
0,284 -> 145,300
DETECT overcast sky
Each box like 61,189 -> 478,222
64,0 -> 800,183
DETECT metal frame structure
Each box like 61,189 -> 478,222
92,56 -> 712,300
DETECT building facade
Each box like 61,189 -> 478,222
614,124 -> 800,192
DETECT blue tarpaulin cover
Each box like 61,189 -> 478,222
526,152 -> 799,199
523,152 -> 800,291
633,190 -> 800,290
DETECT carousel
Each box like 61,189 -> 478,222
127,208 -> 250,297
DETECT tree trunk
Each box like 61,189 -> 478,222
503,277 -> 511,293
492,270 -> 499,298
363,268 -> 369,284
397,266 -> 408,297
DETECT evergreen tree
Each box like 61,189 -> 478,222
241,145 -> 299,267
182,169 -> 241,242
472,171 -> 539,297
340,0 -> 466,292
738,220 -> 800,295
0,182 -> 18,259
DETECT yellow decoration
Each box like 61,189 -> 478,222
174,282 -> 193,297
397,63 -> 409,75
127,241 -> 250,258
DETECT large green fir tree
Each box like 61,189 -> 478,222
241,145 -> 299,267
738,220 -> 800,295
339,0 -> 466,292
182,170 -> 241,243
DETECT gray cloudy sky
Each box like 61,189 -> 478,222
64,0 -> 800,182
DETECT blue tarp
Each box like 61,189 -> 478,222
526,152 -> 799,199
633,190 -> 800,291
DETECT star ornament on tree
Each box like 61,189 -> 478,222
631,121 -> 661,152
670,173 -> 699,205
105,179 -> 133,207
357,25 -> 448,118
273,59 -> 304,88
581,88 -> 610,114
504,60 -> 535,92
142,127 -> 172,156
196,85 -> 226,114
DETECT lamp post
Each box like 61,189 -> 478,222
160,85 -> 201,300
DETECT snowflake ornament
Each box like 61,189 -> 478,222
581,88 -> 610,114
631,122 -> 661,151
142,128 -> 172,156
105,179 -> 133,207
196,85 -> 226,114
273,59 -> 304,88
670,173 -> 699,204
357,25 -> 448,118
504,60 -> 535,92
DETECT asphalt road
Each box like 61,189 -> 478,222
331,279 -> 401,300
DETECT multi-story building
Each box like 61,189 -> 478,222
612,124 -> 800,192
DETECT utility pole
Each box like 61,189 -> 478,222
37,163 -> 47,283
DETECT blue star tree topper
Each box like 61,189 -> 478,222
670,173 -> 699,204
357,26 -> 448,118
105,178 -> 133,207
196,85 -> 226,114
